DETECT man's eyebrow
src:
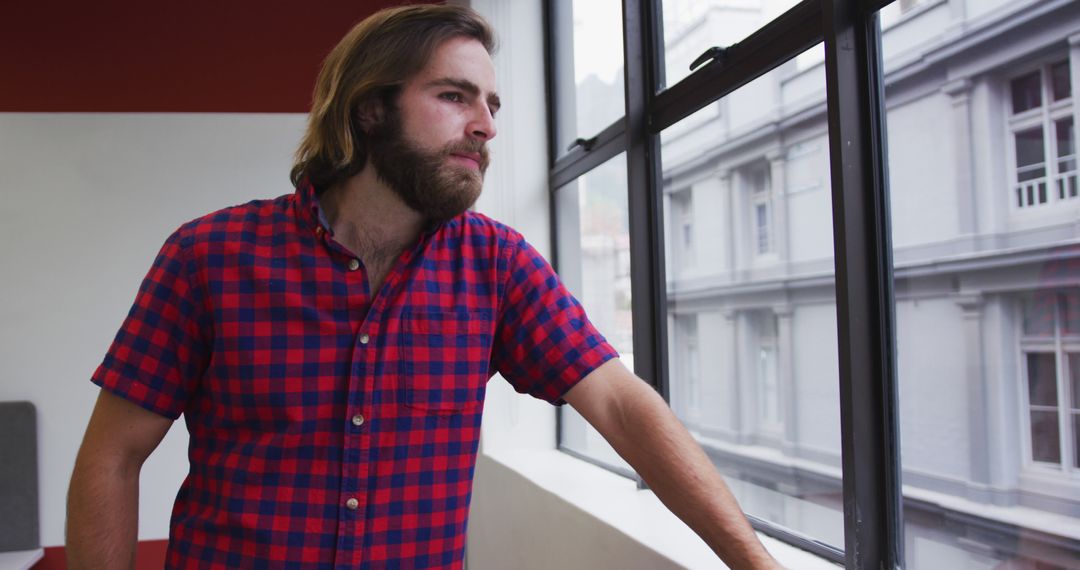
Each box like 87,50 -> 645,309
428,77 -> 501,110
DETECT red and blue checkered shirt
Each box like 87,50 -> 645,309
92,180 -> 617,568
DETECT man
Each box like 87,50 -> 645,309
66,5 -> 781,569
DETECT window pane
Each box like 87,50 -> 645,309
1011,70 -> 1042,113
1031,410 -> 1062,464
1065,289 -> 1080,335
659,0 -> 802,89
1051,60 -> 1071,101
1071,353 -> 1080,409
882,7 -> 1080,566
1057,118 -> 1075,160
1074,413 -> 1080,469
660,41 -> 844,549
1015,127 -> 1046,179
1022,293 -> 1057,337
555,153 -> 633,474
1028,353 -> 1059,407
550,0 -> 626,159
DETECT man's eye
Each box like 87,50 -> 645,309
440,92 -> 464,103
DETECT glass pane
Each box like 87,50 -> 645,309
1075,413 -> 1080,469
550,0 -> 626,159
659,0 -> 802,89
1015,127 -> 1046,175
1030,410 -> 1062,464
660,41 -> 844,549
1051,60 -> 1071,101
1022,292 -> 1057,336
1065,289 -> 1080,335
1011,70 -> 1042,113
1057,118 -> 1075,159
1070,352 -> 1080,409
881,8 -> 1080,566
555,153 -> 633,474
1028,353 -> 1059,407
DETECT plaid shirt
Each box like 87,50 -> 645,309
92,180 -> 617,569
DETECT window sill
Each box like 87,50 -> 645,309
0,549 -> 44,570
480,445 -> 841,569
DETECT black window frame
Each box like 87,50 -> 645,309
544,0 -> 903,567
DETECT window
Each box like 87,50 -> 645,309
1009,60 -> 1077,209
659,41 -> 845,553
669,189 -> 695,270
672,315 -> 701,419
882,14 -> 1080,565
754,311 -> 782,437
537,0 -> 1080,566
742,164 -> 773,256
1021,290 -> 1080,471
554,153 -> 634,476
549,0 -> 625,160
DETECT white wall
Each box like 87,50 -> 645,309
0,112 -> 306,546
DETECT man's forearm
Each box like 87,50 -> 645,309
604,383 -> 777,568
565,361 -> 780,569
66,457 -> 140,570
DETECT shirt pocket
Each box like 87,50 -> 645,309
400,311 -> 493,413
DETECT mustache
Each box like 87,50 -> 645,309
443,139 -> 490,171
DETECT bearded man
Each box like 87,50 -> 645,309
65,5 -> 780,569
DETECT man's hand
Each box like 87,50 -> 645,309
563,359 -> 783,570
66,389 -> 173,570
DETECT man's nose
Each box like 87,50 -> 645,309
468,104 -> 497,141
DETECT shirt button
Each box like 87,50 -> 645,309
347,258 -> 360,271
346,498 -> 359,510
315,226 -> 324,236
351,414 -> 365,427
359,333 -> 370,345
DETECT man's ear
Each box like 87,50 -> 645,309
356,98 -> 386,133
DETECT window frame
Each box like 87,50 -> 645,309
544,0 -> 903,566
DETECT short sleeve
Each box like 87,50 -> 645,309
491,235 -> 618,405
91,228 -> 210,419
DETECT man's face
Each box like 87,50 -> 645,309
367,36 -> 500,223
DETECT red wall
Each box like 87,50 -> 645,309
0,0 -> 422,113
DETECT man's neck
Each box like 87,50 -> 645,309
319,168 -> 426,260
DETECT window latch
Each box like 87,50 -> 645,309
567,135 -> 600,153
690,45 -> 729,72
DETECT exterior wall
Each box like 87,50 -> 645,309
887,93 -> 961,249
895,297 -> 970,481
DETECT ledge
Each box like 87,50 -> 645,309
481,446 -> 840,569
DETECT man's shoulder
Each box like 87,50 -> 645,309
452,211 -> 525,245
172,193 -> 295,245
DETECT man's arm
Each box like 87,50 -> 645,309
67,389 -> 173,570
563,358 -> 781,570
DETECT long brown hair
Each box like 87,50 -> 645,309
290,4 -> 495,192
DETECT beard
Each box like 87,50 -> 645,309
366,111 -> 490,225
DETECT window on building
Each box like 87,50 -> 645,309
1021,289 -> 1080,471
754,311 -> 782,436
674,315 -> 701,419
671,189 -> 695,269
1010,60 -> 1077,209
743,164 -> 773,256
